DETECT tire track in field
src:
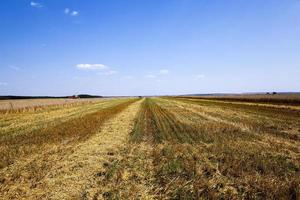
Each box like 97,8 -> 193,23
30,99 -> 143,199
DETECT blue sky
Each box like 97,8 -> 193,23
0,0 -> 300,96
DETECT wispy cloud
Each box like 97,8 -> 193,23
71,11 -> 79,16
159,69 -> 169,75
98,70 -> 118,76
195,74 -> 205,79
65,8 -> 79,16
146,74 -> 156,79
104,70 -> 118,75
0,82 -> 8,86
145,69 -> 169,79
76,64 -> 108,70
30,1 -> 43,8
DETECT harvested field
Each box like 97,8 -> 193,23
102,97 -> 300,199
181,94 -> 300,106
0,98 -> 107,112
1,97 -> 300,199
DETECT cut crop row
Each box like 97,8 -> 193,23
0,99 -> 137,169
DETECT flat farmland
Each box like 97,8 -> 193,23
0,98 -> 107,111
0,97 -> 300,199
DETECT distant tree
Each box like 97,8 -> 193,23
68,95 -> 78,99
272,92 -> 277,95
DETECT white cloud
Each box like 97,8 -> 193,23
30,1 -> 43,8
146,74 -> 156,78
71,11 -> 79,16
159,69 -> 169,75
76,64 -> 108,70
195,74 -> 205,79
65,8 -> 79,16
104,70 -> 118,75
0,82 -> 8,86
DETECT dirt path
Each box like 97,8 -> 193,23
0,99 -> 143,200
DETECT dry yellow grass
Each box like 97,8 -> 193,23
131,97 -> 300,199
183,93 -> 300,106
0,98 -> 106,111
0,98 -> 135,168
0,99 -> 142,199
0,98 -> 139,199
0,98 -> 114,137
1,97 -> 300,199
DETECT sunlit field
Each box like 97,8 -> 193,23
0,96 -> 299,199
2,0 -> 300,199
0,98 -> 106,112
